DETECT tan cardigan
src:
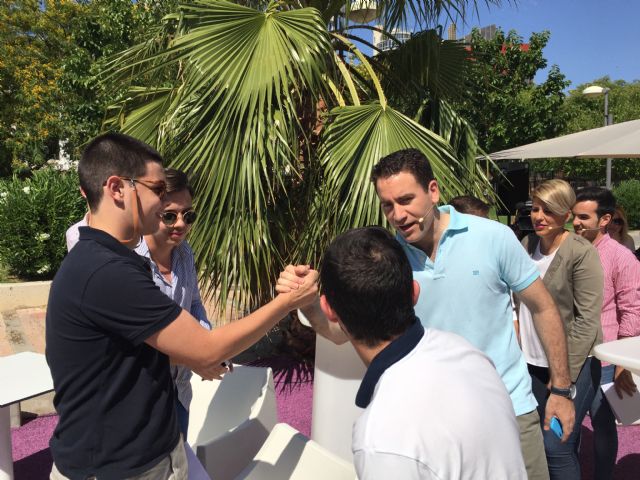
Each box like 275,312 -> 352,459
522,232 -> 604,382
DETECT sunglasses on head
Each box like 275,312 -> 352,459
611,218 -> 624,226
160,210 -> 197,226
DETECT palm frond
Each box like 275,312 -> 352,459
105,0 -> 334,316
377,0 -> 505,31
294,102 -> 472,264
428,99 -> 500,204
101,0 -> 500,318
375,28 -> 470,102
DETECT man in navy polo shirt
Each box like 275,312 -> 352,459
46,133 -> 318,480
318,226 -> 526,479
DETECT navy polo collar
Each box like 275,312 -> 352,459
355,319 -> 425,408
78,226 -> 148,268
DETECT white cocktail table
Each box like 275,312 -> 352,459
0,352 -> 54,480
594,336 -> 640,376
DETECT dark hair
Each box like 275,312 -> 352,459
321,227 -> 415,347
575,187 -> 616,218
165,168 -> 194,197
370,148 -> 435,191
449,195 -> 490,217
78,132 -> 164,210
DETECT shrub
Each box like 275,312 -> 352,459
613,179 -> 640,230
0,168 -> 86,280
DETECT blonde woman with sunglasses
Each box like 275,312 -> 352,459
607,206 -> 636,251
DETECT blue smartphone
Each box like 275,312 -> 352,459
550,417 -> 563,439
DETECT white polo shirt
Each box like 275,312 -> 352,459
352,321 -> 526,480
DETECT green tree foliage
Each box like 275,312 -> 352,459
59,0 -> 178,158
613,180 -> 640,229
0,168 -> 86,279
0,0 -> 80,174
453,28 -> 569,153
104,0 -> 502,314
530,78 -> 640,183
0,0 -> 177,176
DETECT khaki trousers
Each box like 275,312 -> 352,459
518,409 -> 550,480
50,438 -> 188,480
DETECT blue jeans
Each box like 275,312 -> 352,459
589,364 -> 617,480
529,357 -> 601,480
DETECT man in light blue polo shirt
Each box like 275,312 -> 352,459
398,206 -> 538,418
278,149 -> 575,480
372,149 -> 573,480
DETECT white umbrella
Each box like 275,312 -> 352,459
487,119 -> 640,160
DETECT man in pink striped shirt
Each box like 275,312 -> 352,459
573,187 -> 640,480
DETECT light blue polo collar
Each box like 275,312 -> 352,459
440,205 -> 468,231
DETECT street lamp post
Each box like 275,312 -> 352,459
583,85 -> 613,189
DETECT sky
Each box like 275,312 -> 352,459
452,0 -> 640,90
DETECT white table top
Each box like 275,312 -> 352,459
594,337 -> 640,377
0,352 -> 54,408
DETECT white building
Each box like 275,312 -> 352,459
373,28 -> 411,55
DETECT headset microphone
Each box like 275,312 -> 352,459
417,207 -> 435,227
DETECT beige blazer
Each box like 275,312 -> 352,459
522,232 -> 604,382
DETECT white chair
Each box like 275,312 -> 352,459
298,310 -> 365,462
234,423 -> 357,480
310,335 -> 365,462
185,442 -> 212,480
187,365 -> 278,480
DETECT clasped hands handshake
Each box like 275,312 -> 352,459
276,264 -> 319,310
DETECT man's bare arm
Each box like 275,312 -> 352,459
519,279 -> 571,386
276,265 -> 348,345
518,278 -> 574,441
146,271 -> 319,379
298,298 -> 348,345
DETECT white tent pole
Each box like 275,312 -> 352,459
604,92 -> 612,189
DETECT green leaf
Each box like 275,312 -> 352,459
295,102 -> 473,263
101,0 -> 499,319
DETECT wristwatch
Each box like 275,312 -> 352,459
550,384 -> 577,400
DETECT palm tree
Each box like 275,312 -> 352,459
103,0 -> 502,319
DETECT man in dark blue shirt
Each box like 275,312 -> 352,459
46,133 -> 318,479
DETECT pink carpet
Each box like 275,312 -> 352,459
11,358 -> 640,479
579,416 -> 640,480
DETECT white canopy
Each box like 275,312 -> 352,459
487,119 -> 640,160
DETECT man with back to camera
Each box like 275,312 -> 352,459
318,226 -> 527,479
46,132 -> 318,480
278,149 -> 575,480
572,187 -> 640,480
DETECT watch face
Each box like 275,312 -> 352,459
569,384 -> 577,400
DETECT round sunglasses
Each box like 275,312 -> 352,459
160,210 -> 197,227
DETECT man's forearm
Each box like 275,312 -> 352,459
300,300 -> 348,345
533,306 -> 571,386
520,279 -> 572,386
